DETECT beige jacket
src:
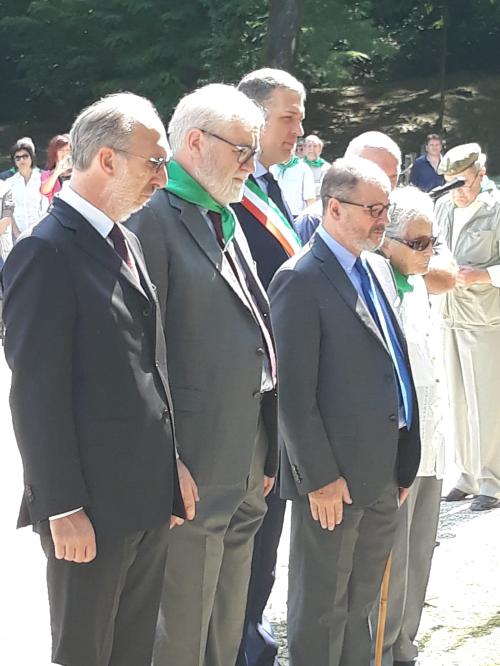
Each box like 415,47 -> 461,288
435,181 -> 500,329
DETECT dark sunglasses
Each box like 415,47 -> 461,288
391,236 -> 437,252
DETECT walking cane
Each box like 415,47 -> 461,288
374,552 -> 392,666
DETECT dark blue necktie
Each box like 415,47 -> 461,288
354,257 -> 413,428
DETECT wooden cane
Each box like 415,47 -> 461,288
374,551 -> 392,666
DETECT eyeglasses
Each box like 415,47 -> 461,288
334,198 -> 390,219
114,149 -> 169,172
14,154 -> 31,161
198,129 -> 259,165
390,236 -> 437,252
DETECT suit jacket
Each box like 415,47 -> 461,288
1,198 -> 183,533
126,190 -> 278,484
269,233 -> 421,506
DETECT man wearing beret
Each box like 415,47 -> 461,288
436,142 -> 500,511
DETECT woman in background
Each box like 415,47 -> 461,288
6,138 -> 46,239
40,133 -> 72,204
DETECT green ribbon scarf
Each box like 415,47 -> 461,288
277,156 -> 300,173
392,265 -> 414,300
303,157 -> 326,168
166,159 -> 236,244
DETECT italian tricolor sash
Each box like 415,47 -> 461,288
241,179 -> 302,257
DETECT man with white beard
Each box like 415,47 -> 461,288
126,84 -> 278,666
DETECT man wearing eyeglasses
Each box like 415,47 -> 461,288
126,84 -> 278,666
2,92 -> 183,666
436,143 -> 500,511
269,157 -> 420,666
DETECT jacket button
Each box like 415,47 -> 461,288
143,307 -> 151,317
253,390 -> 261,399
256,347 -> 265,356
389,414 -> 396,422
161,409 -> 169,422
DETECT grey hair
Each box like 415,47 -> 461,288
168,83 -> 265,154
345,131 -> 402,168
305,134 -> 323,146
386,186 -> 435,238
237,68 -> 305,109
70,92 -> 163,171
320,157 -> 391,210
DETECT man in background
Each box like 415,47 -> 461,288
235,67 -> 305,666
410,133 -> 445,192
437,143 -> 500,511
303,134 -> 331,197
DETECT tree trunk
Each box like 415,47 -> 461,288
437,0 -> 449,131
265,0 -> 302,71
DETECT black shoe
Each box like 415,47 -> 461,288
444,487 -> 472,502
470,495 -> 500,511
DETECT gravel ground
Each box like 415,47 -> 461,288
0,351 -> 499,665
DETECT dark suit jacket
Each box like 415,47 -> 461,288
1,198 -> 183,534
126,190 -> 278,484
269,233 -> 421,507
232,180 -> 293,291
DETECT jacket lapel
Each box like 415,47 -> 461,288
311,234 -> 389,351
51,199 -> 150,302
170,193 -> 257,317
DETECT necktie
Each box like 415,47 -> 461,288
353,257 -> 413,427
108,223 -> 139,282
262,172 -> 293,223
209,210 -> 277,387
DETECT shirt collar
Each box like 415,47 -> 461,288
254,161 -> 268,179
317,224 -> 357,273
58,187 -> 114,238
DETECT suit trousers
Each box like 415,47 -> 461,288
287,483 -> 399,666
444,327 -> 500,498
40,523 -> 170,666
152,415 -> 268,666
369,475 -> 442,665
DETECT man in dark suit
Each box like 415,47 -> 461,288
1,92 -> 184,666
269,157 -> 421,666
233,68 -> 305,666
126,83 -> 278,666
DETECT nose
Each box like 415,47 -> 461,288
154,165 -> 168,188
241,154 -> 257,174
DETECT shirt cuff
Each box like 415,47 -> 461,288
486,266 -> 500,287
49,507 -> 83,521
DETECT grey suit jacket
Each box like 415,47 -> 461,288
126,190 -> 278,485
269,233 -> 420,507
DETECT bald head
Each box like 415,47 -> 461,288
345,131 -> 401,190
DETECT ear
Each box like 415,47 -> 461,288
185,128 -> 204,157
326,196 -> 342,222
98,147 -> 117,176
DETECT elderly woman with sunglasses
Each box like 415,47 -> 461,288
6,138 -> 47,240
370,185 -> 452,666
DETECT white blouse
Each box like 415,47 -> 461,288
6,169 -> 47,234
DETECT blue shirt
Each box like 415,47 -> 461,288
409,155 -> 444,192
317,225 -> 408,427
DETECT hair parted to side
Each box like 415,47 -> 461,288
70,92 -> 163,171
345,131 -> 402,168
320,157 -> 391,211
386,186 -> 435,238
168,83 -> 265,154
237,68 -> 305,108
425,133 -> 442,145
